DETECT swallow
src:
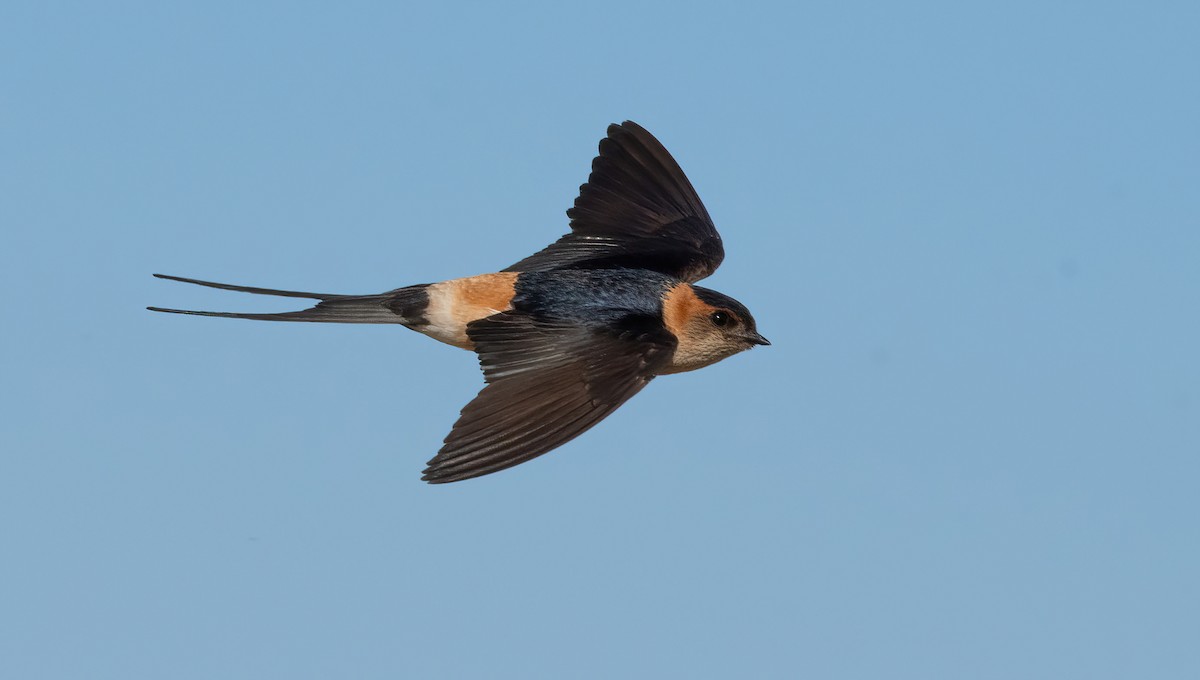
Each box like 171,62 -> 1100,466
150,121 -> 768,483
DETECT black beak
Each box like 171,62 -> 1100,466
748,332 -> 770,346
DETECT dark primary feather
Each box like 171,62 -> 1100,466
504,121 -> 724,283
422,311 -> 676,483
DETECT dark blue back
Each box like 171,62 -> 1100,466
513,269 -> 677,324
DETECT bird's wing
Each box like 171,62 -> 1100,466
422,310 -> 676,483
504,121 -> 724,283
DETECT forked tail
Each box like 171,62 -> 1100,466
148,274 -> 429,324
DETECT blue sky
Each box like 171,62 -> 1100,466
2,2 -> 1198,678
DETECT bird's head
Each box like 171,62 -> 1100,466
660,284 -> 768,374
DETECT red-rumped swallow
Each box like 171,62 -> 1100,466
151,121 -> 768,483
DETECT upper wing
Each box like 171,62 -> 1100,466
504,121 -> 724,283
422,311 -> 676,484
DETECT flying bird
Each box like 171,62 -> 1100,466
150,121 -> 768,483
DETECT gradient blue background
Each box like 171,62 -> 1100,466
3,2 -> 1198,678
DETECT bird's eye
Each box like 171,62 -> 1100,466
711,311 -> 731,327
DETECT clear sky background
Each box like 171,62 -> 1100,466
3,2 -> 1198,678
